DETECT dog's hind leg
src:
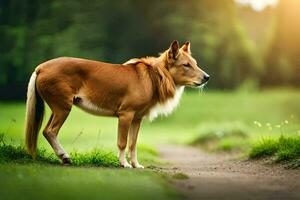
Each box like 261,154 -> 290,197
117,112 -> 134,168
43,107 -> 71,165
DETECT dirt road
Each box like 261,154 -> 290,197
159,145 -> 300,200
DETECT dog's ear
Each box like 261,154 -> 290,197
181,41 -> 191,54
168,40 -> 179,60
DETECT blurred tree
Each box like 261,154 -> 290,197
0,0 -> 298,99
263,0 -> 300,87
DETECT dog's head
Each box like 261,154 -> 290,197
166,40 -> 209,87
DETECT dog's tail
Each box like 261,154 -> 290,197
25,71 -> 45,156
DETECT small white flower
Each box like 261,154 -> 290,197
257,122 -> 262,127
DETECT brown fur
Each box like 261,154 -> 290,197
129,52 -> 176,103
24,41 -> 209,167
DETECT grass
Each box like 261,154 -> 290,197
0,164 -> 181,200
2,89 -> 300,148
0,138 -> 180,200
190,121 -> 250,152
185,90 -> 300,158
0,137 -> 119,167
1,89 -> 300,199
250,135 -> 300,168
216,138 -> 250,152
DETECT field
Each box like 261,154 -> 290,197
1,89 -> 300,199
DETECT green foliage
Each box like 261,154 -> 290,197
0,141 -> 58,164
249,138 -> 278,158
249,135 -> 300,168
1,90 -> 299,199
1,89 -> 300,149
0,137 -> 119,167
0,164 -> 181,200
70,150 -> 119,167
191,122 -> 250,152
193,122 -> 249,143
263,0 -> 300,87
2,0 -> 296,96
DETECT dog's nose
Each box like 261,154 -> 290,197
203,74 -> 210,82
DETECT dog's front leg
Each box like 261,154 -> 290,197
117,112 -> 134,168
129,118 -> 144,168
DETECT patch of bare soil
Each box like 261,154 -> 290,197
158,145 -> 300,200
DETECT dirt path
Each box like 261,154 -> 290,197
158,145 -> 300,200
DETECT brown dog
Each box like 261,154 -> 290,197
24,41 -> 209,168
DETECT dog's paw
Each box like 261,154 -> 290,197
132,162 -> 144,169
62,157 -> 72,166
120,161 -> 132,168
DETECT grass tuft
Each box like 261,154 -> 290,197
191,122 -> 249,152
0,137 -> 119,167
249,138 -> 278,158
249,135 -> 300,168
70,150 -> 119,167
0,142 -> 59,164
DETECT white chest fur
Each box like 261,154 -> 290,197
74,96 -> 114,116
148,86 -> 184,121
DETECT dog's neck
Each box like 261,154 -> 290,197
123,51 -> 179,103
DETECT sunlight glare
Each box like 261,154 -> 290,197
235,0 -> 278,11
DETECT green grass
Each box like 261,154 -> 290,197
0,164 -> 180,200
216,138 -> 250,152
190,121 -> 250,151
1,89 -> 300,199
185,90 -> 300,155
0,137 -> 119,167
2,89 -> 300,149
0,139 -> 180,200
250,135 -> 300,168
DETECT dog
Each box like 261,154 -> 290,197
24,40 -> 209,168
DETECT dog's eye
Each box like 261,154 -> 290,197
183,63 -> 190,68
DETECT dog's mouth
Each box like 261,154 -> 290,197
184,82 -> 207,90
186,81 -> 208,88
191,81 -> 206,87
193,82 -> 202,87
